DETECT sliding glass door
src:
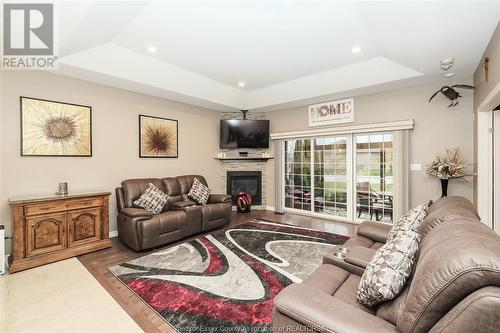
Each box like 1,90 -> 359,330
313,137 -> 351,219
284,132 -> 394,223
355,134 -> 394,223
284,139 -> 311,212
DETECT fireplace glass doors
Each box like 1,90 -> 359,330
227,171 -> 262,205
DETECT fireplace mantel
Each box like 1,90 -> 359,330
215,157 -> 273,162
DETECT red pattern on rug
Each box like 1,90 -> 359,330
127,254 -> 284,324
198,237 -> 224,274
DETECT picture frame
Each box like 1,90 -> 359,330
20,96 -> 92,157
308,97 -> 354,127
139,114 -> 178,158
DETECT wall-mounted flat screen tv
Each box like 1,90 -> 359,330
220,119 -> 270,149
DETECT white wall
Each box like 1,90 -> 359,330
1,71 -> 222,254
265,77 -> 475,208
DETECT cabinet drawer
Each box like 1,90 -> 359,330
25,197 -> 102,216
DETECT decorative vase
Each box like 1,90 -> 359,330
440,179 -> 449,197
236,191 -> 252,213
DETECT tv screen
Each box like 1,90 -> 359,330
220,119 -> 270,149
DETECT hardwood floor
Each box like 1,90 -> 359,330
77,210 -> 357,333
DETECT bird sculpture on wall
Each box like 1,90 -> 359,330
428,84 -> 474,108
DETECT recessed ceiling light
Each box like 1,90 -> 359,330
351,46 -> 362,54
238,82 -> 246,88
147,45 -> 158,53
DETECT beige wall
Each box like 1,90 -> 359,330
0,71 -> 222,254
266,78 -> 474,208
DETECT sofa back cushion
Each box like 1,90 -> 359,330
396,220 -> 500,333
162,177 -> 183,203
427,196 -> 479,217
121,178 -> 164,208
418,203 -> 480,238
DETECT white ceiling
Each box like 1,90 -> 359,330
54,1 -> 500,111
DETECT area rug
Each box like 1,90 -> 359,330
109,220 -> 348,332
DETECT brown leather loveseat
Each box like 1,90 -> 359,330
272,197 -> 500,332
116,175 -> 231,251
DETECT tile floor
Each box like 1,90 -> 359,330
0,258 -> 143,333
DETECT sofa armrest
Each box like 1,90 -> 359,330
274,283 -> 398,333
345,246 -> 377,269
357,221 -> 392,243
120,207 -> 153,219
170,200 -> 198,209
323,251 -> 365,276
208,194 -> 232,204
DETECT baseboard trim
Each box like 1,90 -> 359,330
266,206 -> 276,211
109,230 -> 118,238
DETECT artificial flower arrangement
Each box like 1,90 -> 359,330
426,148 -> 473,196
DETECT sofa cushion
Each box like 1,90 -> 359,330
274,282 -> 398,333
304,264 -> 374,314
357,229 -> 420,307
386,203 -> 428,242
188,177 -> 211,205
133,183 -> 170,214
418,201 -> 480,238
303,264 -> 349,295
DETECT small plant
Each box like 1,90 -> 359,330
426,148 -> 472,180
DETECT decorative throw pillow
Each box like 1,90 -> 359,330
133,183 -> 169,214
386,203 -> 428,242
188,178 -> 210,205
357,229 -> 420,307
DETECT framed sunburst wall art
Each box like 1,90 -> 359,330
139,115 -> 178,158
20,97 -> 92,157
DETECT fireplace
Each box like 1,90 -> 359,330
227,171 -> 262,205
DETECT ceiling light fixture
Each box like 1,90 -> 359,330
147,45 -> 158,53
351,46 -> 362,54
238,82 -> 246,88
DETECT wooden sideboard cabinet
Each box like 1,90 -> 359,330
8,192 -> 112,273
